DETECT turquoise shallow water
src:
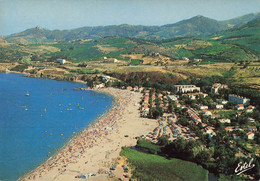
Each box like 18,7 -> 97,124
0,73 -> 113,181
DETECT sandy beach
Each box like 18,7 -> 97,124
20,87 -> 157,181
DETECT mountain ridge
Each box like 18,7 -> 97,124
4,12 -> 259,43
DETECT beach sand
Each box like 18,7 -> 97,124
21,87 -> 157,181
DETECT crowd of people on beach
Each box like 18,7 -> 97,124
23,88 -> 134,180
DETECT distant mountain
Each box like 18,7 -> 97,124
1,18 -> 259,64
159,15 -> 229,38
4,12 -> 259,43
221,12 -> 260,27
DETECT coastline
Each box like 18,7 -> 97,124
0,69 -> 157,180
19,86 -> 157,181
17,86 -> 116,181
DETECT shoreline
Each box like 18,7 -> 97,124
18,87 -> 117,181
0,70 -> 157,181
19,86 -> 157,181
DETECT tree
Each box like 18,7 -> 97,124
195,150 -> 210,163
151,107 -> 163,118
158,136 -> 169,146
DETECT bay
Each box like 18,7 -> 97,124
0,73 -> 113,181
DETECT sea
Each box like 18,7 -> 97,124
0,73 -> 113,181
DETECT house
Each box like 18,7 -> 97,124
211,114 -> 221,119
185,92 -> 208,100
95,83 -> 105,88
248,118 -> 255,122
247,132 -> 255,140
216,99 -> 228,105
182,57 -> 189,61
188,110 -> 202,123
202,110 -> 212,116
101,75 -> 111,83
176,103 -> 181,108
228,94 -> 250,106
225,127 -> 233,132
211,83 -> 228,94
193,58 -> 202,63
56,59 -> 66,65
215,104 -> 224,109
219,119 -> 231,124
104,58 -> 119,63
248,126 -> 257,132
245,105 -> 255,113
233,133 -> 240,140
165,95 -> 178,101
195,104 -> 208,110
174,85 -> 200,93
235,104 -> 244,110
236,111 -> 243,116
205,127 -> 216,136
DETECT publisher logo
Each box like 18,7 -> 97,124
235,158 -> 255,175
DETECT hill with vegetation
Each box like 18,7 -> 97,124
216,17 -> 260,55
221,12 -> 260,27
4,12 -> 259,43
120,147 -> 208,181
1,15 -> 259,64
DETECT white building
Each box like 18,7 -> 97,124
182,57 -> 189,61
205,127 -> 215,136
165,95 -> 178,101
228,94 -> 250,106
104,58 -> 119,63
245,105 -> 255,113
202,110 -> 212,116
211,83 -> 228,94
247,132 -> 255,140
195,104 -> 208,110
216,99 -> 228,105
174,85 -> 200,93
101,75 -> 111,83
95,83 -> 105,88
56,59 -> 66,65
185,92 -> 208,100
193,59 -> 202,63
248,126 -> 257,132
235,104 -> 244,110
219,119 -> 231,124
215,104 -> 224,109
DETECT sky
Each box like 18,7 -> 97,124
0,0 -> 259,36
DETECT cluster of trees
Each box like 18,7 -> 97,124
69,68 -> 102,75
10,64 -> 29,72
162,138 -> 212,164
148,89 -> 163,118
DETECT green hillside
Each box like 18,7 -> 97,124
120,147 -> 208,181
221,12 -> 260,27
217,17 -> 260,55
1,16 -> 259,63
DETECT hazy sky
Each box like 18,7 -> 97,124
0,0 -> 259,36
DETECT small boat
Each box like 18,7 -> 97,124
25,91 -> 30,96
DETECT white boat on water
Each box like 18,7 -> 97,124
25,91 -> 30,96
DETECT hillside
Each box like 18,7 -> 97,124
221,12 -> 260,27
216,17 -> 260,55
1,14 -> 259,65
4,12 -> 259,43
160,15 -> 228,38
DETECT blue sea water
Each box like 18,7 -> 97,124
0,73 -> 113,181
